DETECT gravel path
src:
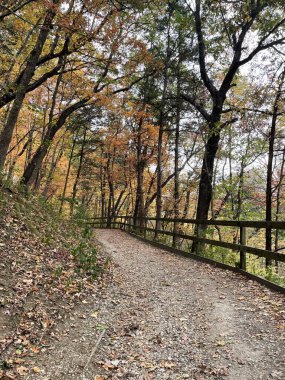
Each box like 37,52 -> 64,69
27,229 -> 285,380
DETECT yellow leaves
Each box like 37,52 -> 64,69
32,367 -> 42,373
143,123 -> 158,141
96,92 -> 119,110
216,340 -> 226,347
160,360 -> 177,369
15,366 -> 42,376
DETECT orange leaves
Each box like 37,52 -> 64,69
143,123 -> 159,141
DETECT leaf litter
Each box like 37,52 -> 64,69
1,200 -> 285,380
21,229 -> 285,380
0,193 -> 110,379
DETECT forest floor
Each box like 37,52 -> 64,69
0,192 -> 109,380
22,229 -> 285,380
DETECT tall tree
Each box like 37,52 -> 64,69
266,68 -> 285,262
182,0 -> 285,239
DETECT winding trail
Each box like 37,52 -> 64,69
28,229 -> 285,380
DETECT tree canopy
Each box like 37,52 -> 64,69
1,0 -> 285,259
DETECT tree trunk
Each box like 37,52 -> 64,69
106,153 -> 115,227
59,130 -> 78,214
100,149 -> 107,224
182,172 -> 192,219
194,117 -> 221,253
155,10 -> 172,235
196,114 -> 221,222
21,99 -> 88,186
70,125 -> 87,216
134,117 -> 146,230
24,114 -> 37,170
42,137 -> 64,198
266,69 -> 285,265
274,146 -> 285,256
173,32 -> 182,247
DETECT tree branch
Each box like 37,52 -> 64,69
0,1 -> 37,23
194,0 -> 217,97
181,93 -> 211,121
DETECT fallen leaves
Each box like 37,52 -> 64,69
0,372 -> 17,380
160,360 -> 176,369
0,192 -> 108,378
32,366 -> 41,373
216,340 -> 226,347
1,216 -> 284,380
16,366 -> 28,376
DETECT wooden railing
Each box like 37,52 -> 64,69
89,215 -> 285,292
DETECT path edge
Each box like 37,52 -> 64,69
121,230 -> 285,295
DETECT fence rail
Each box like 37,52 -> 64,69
89,215 -> 285,292
89,216 -> 285,229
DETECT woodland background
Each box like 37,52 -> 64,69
1,0 -> 285,278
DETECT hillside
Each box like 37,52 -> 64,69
0,190 -> 109,379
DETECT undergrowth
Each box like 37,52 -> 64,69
0,189 -> 105,281
72,226 -> 103,280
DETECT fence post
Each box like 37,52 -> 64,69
195,222 -> 200,254
129,217 -> 133,232
172,220 -> 177,248
143,218 -> 147,239
239,226 -> 247,270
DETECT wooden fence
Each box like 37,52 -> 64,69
89,215 -> 285,292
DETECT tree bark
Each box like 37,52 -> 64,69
70,125 -> 87,216
21,98 -> 88,186
106,153 -> 115,227
274,146 -> 285,255
182,172 -> 191,219
173,31 -> 182,247
100,148 -> 107,223
42,137 -> 64,198
155,9 -> 172,235
59,129 -> 78,214
134,117 -> 146,230
196,117 -> 222,220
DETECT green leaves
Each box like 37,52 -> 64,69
72,228 -> 102,280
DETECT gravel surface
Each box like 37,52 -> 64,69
26,229 -> 285,380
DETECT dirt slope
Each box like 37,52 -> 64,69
0,192 -> 107,379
